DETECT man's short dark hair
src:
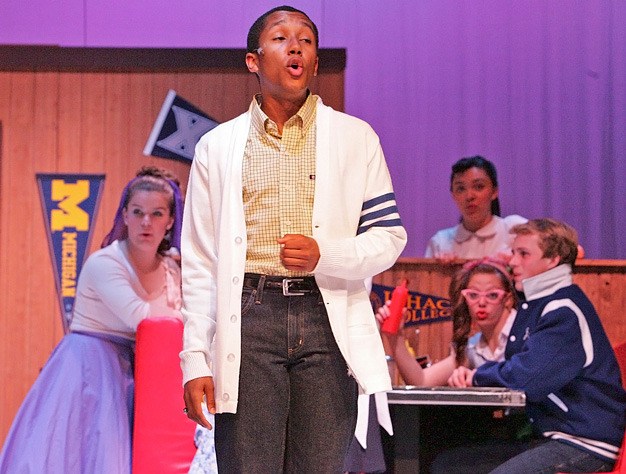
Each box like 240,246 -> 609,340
247,5 -> 319,53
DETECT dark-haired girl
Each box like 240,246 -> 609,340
425,156 -> 526,260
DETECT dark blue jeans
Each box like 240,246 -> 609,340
215,283 -> 358,473
431,438 -> 615,474
490,439 -> 615,473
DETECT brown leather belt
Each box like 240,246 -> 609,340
243,273 -> 319,296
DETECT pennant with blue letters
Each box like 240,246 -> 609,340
371,283 -> 451,326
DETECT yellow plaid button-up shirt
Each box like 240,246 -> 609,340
242,93 -> 317,276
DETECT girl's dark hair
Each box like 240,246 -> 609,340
450,155 -> 501,216
247,5 -> 319,53
449,258 -> 517,365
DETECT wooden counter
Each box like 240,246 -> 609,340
374,258 -> 626,364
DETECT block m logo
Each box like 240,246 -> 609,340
50,180 -> 89,231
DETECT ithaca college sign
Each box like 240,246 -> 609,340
371,284 -> 451,327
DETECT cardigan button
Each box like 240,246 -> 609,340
522,303 -> 529,309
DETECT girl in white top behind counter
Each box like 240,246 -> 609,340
425,156 -> 526,261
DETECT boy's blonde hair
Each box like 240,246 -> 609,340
511,218 -> 579,266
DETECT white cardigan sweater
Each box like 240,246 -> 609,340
180,97 -> 407,413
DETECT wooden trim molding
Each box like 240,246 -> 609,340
393,257 -> 626,274
0,46 -> 346,73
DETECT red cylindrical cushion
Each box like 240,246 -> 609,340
133,317 -> 197,473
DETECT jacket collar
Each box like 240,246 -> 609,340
521,264 -> 573,301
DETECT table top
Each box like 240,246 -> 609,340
387,386 -> 527,407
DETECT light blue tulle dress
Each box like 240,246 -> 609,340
0,241 -> 182,473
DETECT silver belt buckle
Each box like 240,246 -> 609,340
282,278 -> 305,296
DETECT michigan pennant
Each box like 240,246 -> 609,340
37,174 -> 105,333
143,89 -> 219,162
371,283 -> 451,326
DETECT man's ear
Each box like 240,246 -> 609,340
246,52 -> 259,74
546,255 -> 561,270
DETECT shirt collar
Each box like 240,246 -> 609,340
453,216 -> 499,244
473,309 -> 517,361
521,264 -> 573,301
250,92 -> 317,139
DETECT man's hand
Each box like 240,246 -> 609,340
183,376 -> 215,429
277,234 -> 320,272
447,366 -> 476,388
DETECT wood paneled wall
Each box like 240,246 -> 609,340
0,46 -> 345,444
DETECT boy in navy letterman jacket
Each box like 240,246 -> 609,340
447,218 -> 626,473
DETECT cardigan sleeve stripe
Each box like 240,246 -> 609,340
362,192 -> 395,210
358,193 -> 403,235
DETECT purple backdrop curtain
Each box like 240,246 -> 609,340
1,0 -> 624,257
334,1 -> 626,258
